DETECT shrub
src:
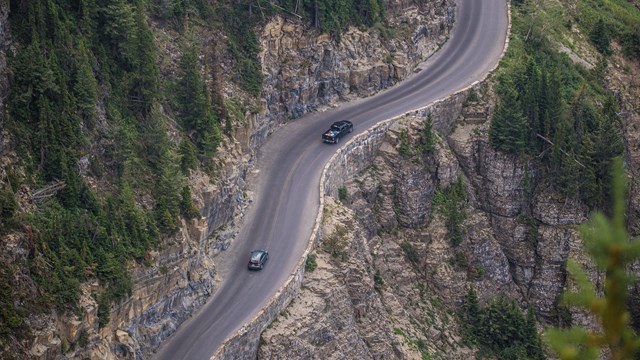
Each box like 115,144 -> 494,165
305,254 -> 317,272
338,186 -> 347,202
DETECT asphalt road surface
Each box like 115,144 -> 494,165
155,0 -> 508,358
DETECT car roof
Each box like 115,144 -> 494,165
333,120 -> 351,126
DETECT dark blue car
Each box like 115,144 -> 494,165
248,249 -> 269,270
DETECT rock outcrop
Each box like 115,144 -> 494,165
253,0 -> 454,147
5,1 -> 458,359
259,70 -> 632,355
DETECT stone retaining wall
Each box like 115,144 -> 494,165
211,3 -> 511,358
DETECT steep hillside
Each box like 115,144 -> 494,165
259,0 -> 640,358
0,0 -> 454,358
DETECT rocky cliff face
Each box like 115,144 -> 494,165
253,0 -> 454,147
259,198 -> 474,360
259,70 -> 636,355
0,1 -> 457,359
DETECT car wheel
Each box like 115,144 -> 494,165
336,137 -> 339,144
349,127 -> 353,133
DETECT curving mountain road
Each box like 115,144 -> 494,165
155,0 -> 508,359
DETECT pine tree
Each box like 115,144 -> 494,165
74,42 -> 98,127
154,147 -> 184,234
579,102 -> 624,211
522,59 -> 542,151
130,6 -> 159,116
464,286 -> 480,340
179,136 -> 198,173
180,186 -> 200,219
421,113 -> 435,153
177,43 -> 221,164
551,111 -> 580,197
489,83 -> 529,154
590,18 -> 611,55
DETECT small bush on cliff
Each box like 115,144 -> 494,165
433,177 -> 467,246
305,254 -> 317,272
322,225 -> 349,262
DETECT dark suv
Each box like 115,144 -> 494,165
322,120 -> 353,144
248,249 -> 269,270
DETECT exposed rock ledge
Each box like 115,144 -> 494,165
17,1 -> 458,359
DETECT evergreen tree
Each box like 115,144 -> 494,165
525,307 -> 545,359
551,110 -> 580,197
154,147 -> 183,234
590,18 -> 611,55
176,43 -> 221,164
579,100 -> 624,211
489,82 -> 529,154
522,59 -> 542,151
129,6 -> 159,116
97,0 -> 138,67
74,42 -> 98,127
464,286 -> 480,340
179,136 -> 198,173
180,186 -> 200,219
421,113 -> 435,153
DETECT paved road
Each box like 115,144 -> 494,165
155,0 -> 508,359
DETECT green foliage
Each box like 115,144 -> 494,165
0,186 -> 18,235
374,270 -> 384,291
575,0 -> 640,60
179,136 -> 198,174
578,96 -> 624,211
466,88 -> 480,103
545,158 -> 640,360
180,186 -> 200,220
215,3 -> 263,96
420,113 -> 435,154
590,18 -> 611,55
489,81 -> 529,154
621,26 -> 640,59
305,254 -> 317,272
338,186 -> 348,202
4,0 -> 219,338
463,287 -> 545,359
490,0 -> 626,211
398,129 -> 412,157
152,0 -> 214,24
322,225 -> 349,262
97,291 -> 111,329
433,178 -> 467,246
277,0 -> 386,38
400,241 -> 419,265
463,287 -> 480,340
176,43 -> 222,166
0,261 -> 29,347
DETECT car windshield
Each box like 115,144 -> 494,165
331,125 -> 341,130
